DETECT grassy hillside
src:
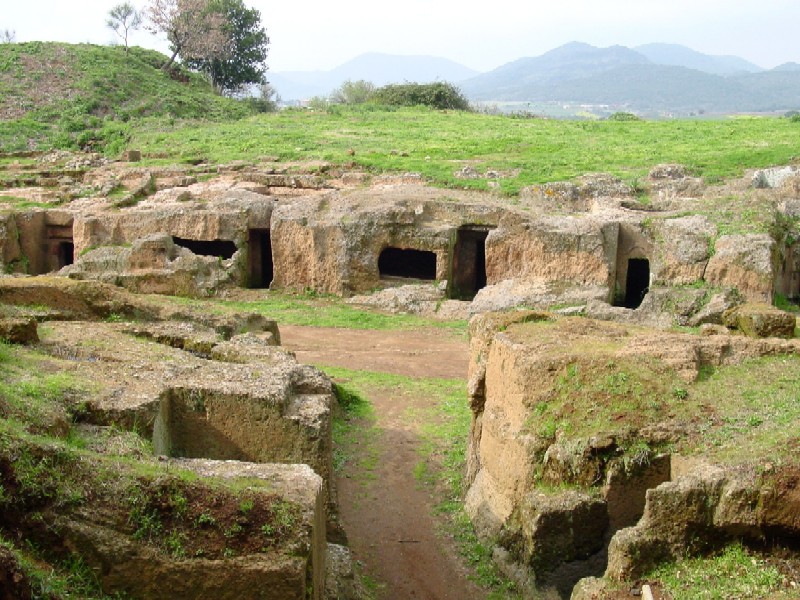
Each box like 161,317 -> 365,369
1,41 -> 799,196
0,42 -> 256,154
130,106 -> 800,194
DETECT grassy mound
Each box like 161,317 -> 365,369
129,106 -> 800,194
0,42 -> 256,154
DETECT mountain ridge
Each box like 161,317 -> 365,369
460,42 -> 800,114
269,42 -> 799,115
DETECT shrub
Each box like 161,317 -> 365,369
370,82 -> 470,111
330,80 -> 375,105
607,111 -> 642,121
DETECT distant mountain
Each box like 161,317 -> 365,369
270,53 -> 479,100
635,43 -> 763,75
462,42 -> 650,98
773,62 -> 800,72
460,42 -> 800,114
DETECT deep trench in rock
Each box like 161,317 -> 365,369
543,455 -> 673,597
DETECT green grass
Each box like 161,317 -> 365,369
128,106 -> 800,195
330,380 -> 381,478
171,291 -> 468,332
685,355 -> 800,462
647,543 -> 785,599
0,341 -> 88,434
517,334 -> 684,444
0,42 -> 258,153
0,536 -> 122,600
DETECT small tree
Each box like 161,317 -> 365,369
146,0 -> 228,72
185,0 -> 269,95
247,81 -> 280,112
330,80 -> 375,105
106,2 -> 142,51
0,28 -> 16,43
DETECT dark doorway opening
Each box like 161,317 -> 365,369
172,237 -> 237,259
46,224 -> 74,273
248,229 -> 273,289
450,226 -> 491,300
624,258 -> 650,309
57,241 -> 74,268
378,247 -> 436,281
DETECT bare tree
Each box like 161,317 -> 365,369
0,28 -> 16,43
146,0 -> 228,72
106,2 -> 142,51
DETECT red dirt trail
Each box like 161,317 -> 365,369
281,325 -> 486,600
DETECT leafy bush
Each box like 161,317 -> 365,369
370,82 -> 470,111
608,111 -> 642,121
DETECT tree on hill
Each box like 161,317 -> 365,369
0,29 -> 16,43
106,2 -> 142,52
184,0 -> 269,95
146,0 -> 228,72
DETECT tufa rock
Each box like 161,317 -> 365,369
648,163 -> 686,180
120,150 -> 142,162
0,317 -> 39,344
752,166 -> 797,189
705,234 -> 776,302
722,303 -> 796,338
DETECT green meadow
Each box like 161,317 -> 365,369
130,107 -> 800,194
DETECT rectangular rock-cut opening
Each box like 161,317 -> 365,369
46,224 -> 74,272
57,241 -> 74,268
623,258 -> 650,309
172,236 -> 237,260
378,247 -> 436,281
152,389 -> 249,461
449,226 -> 491,300
248,229 -> 274,289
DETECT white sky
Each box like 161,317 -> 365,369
3,0 -> 799,73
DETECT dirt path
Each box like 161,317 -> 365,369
280,325 -> 485,600
280,326 -> 469,380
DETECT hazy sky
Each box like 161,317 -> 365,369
3,0 -> 799,73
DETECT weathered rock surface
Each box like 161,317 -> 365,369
650,215 -> 716,285
0,316 -> 38,344
270,185 -> 506,295
57,460 -> 325,600
605,462 -> 800,581
2,157 -> 799,317
471,279 -> 607,315
62,233 -> 234,296
324,543 -> 367,600
705,234 -> 776,302
466,311 -> 800,593
486,216 -> 617,291
686,287 -> 744,326
752,165 -> 798,189
722,302 -> 797,338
